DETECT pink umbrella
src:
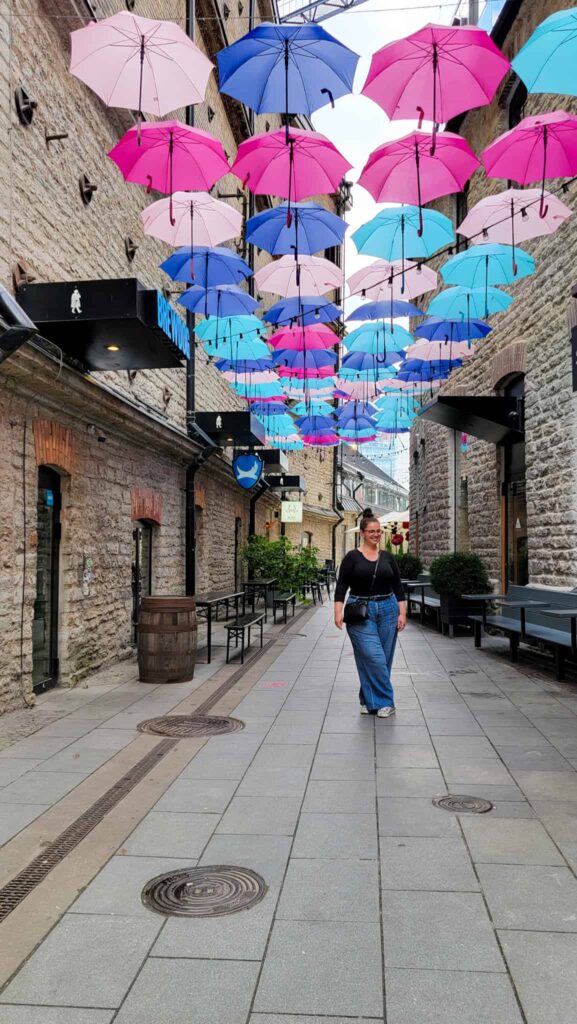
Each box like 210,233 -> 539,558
254,254 -> 342,297
405,340 -> 474,361
482,111 -> 577,218
362,23 -> 509,153
230,128 -> 352,214
348,259 -> 438,301
335,379 -> 383,401
269,325 -> 339,350
278,364 -> 335,379
457,188 -> 572,251
302,434 -> 339,446
141,191 -> 242,247
358,131 -> 479,234
221,370 -> 279,384
70,12 -> 213,136
108,122 -> 229,223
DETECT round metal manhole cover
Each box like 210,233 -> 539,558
141,866 -> 268,917
137,715 -> 245,737
433,794 -> 494,814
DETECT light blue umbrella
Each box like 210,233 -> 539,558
441,243 -> 534,289
512,8 -> 577,95
346,299 -> 423,326
233,381 -> 283,398
343,322 -> 412,355
428,286 -> 513,320
267,438 -> 304,450
264,296 -> 341,326
195,315 -> 266,343
291,398 -> 335,415
203,337 -> 271,360
282,376 -> 337,395
352,207 -> 455,265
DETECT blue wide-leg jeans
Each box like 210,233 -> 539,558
346,595 -> 399,711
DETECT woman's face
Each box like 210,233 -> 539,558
362,522 -> 382,545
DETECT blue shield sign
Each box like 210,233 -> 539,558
233,453 -> 263,490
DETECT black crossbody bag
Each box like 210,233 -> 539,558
343,553 -> 382,626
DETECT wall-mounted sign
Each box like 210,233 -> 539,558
281,500 -> 303,523
233,453 -> 263,490
156,291 -> 190,361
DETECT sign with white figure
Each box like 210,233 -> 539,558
233,453 -> 263,490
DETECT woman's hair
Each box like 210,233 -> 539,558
360,509 -> 380,533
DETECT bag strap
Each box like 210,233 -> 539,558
368,552 -> 382,596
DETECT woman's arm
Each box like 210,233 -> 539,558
389,554 -> 408,631
334,601 -> 344,630
334,552 -> 355,630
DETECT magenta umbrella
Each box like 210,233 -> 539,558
254,254 -> 342,297
268,325 -> 338,350
70,12 -> 213,137
359,131 -> 479,235
141,191 -> 242,247
231,128 -> 352,217
482,112 -> 577,218
362,23 -> 509,154
108,122 -> 229,224
348,259 -> 438,301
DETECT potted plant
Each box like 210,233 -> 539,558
395,552 -> 423,580
429,552 -> 490,634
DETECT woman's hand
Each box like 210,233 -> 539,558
397,613 -> 407,632
334,602 -> 344,630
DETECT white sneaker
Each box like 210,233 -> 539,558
377,706 -> 396,718
360,704 -> 369,715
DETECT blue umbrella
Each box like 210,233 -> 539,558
512,8 -> 577,96
179,284 -> 259,317
250,401 -> 289,416
352,207 -> 455,292
338,366 -> 392,381
214,357 -> 272,372
272,349 -> 337,372
441,243 -> 534,292
428,286 -> 513,319
217,23 -> 360,139
195,314 -> 266,343
341,350 -> 402,375
335,400 -> 377,420
264,296 -> 341,326
245,201 -> 347,256
267,438 -> 304,450
346,299 -> 423,324
415,317 -> 491,342
160,246 -> 252,287
294,414 -> 335,433
255,413 -> 296,436
403,358 -> 462,374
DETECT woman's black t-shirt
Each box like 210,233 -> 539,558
334,549 -> 405,603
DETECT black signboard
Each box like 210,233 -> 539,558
194,411 -> 267,447
265,474 -> 306,492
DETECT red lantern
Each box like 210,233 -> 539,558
402,521 -> 409,529
405,530 -> 410,540
391,533 -> 404,546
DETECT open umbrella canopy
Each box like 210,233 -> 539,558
221,369 -> 277,384
214,357 -> 272,372
405,340 -> 473,361
245,201 -> 347,256
142,191 -> 242,247
353,207 -> 455,260
203,336 -> 271,360
346,299 -> 423,321
283,376 -> 337,395
264,296 -> 341,326
108,122 -> 228,194
512,7 -> 577,96
160,246 -> 251,287
343,322 -> 412,354
335,379 -> 384,401
302,433 -> 340,446
217,22 -> 359,118
362,22 -> 509,128
178,284 -> 259,317
272,349 -> 337,373
428,285 -> 513,318
348,259 -> 438,300
402,357 -> 462,375
254,255 -> 342,297
70,11 -> 213,117
268,438 -> 305,450
294,414 -> 336,434
194,314 -> 266,343
441,243 -> 535,287
234,381 -> 284,398
231,128 -> 352,202
268,325 -> 338,351
341,350 -> 403,375
291,398 -> 335,415
457,187 -> 572,250
415,316 -> 491,342
335,400 -> 377,420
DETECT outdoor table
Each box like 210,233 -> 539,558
196,589 -> 246,664
493,598 -> 551,638
404,581 -> 432,624
462,593 -> 507,628
242,578 -> 277,623
541,608 -> 577,657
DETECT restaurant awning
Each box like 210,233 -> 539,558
419,395 -> 524,444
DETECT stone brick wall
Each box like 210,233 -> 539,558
409,0 -> 577,588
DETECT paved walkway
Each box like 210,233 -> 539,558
1,609 -> 577,1022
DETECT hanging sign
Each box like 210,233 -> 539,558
281,500 -> 303,523
233,452 -> 263,490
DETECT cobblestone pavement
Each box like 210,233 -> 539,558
1,609 -> 577,1022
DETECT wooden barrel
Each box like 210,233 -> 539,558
137,596 -> 197,683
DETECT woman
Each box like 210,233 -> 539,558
334,511 -> 407,718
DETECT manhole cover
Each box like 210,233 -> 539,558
141,866 -> 267,917
433,795 -> 494,814
137,715 -> 244,737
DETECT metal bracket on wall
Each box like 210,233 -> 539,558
79,174 -> 98,205
12,259 -> 36,291
125,236 -> 138,262
45,129 -> 68,147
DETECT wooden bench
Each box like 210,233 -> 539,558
224,612 -> 265,664
468,584 -> 577,680
273,592 -> 296,624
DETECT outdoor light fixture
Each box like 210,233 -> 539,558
105,344 -> 120,352
14,85 -> 37,126
0,284 -> 38,365
79,173 -> 98,205
124,236 -> 138,262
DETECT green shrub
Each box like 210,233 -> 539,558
242,535 -> 321,595
429,552 -> 490,598
395,552 -> 423,580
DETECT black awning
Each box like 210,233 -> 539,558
419,396 -> 524,444
17,278 -> 190,370
265,474 -> 306,492
194,411 -> 266,447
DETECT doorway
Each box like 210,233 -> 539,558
131,522 -> 153,642
32,467 -> 61,692
234,517 -> 242,588
502,375 -> 527,587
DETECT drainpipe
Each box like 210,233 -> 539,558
247,0 -> 256,296
330,445 -> 344,566
185,423 -> 218,596
249,479 -> 270,538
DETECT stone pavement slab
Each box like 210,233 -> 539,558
216,795 -> 302,835
377,796 -> 461,837
385,969 -> 523,1024
499,931 -> 577,1024
292,812 -> 378,858
461,816 -> 565,865
122,811 -> 219,857
69,855 -> 198,917
114,958 -> 260,1024
277,857 -> 380,921
478,863 -> 577,931
379,837 -> 480,891
0,1010 -> 115,1023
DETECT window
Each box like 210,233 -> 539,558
301,531 -> 313,548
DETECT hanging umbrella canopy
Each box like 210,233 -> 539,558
268,324 -> 338,351
405,340 -> 473,361
264,296 -> 341,326
278,364 -> 335,379
254,254 -> 342,297
283,376 -> 337,394
142,191 -> 242,247
359,131 -> 479,231
334,379 -> 383,401
352,208 -> 454,269
203,337 -> 271,360
482,111 -> 577,217
441,243 -> 535,287
195,314 -> 266,343
268,438 -> 305,450
346,299 -> 423,321
343,321 -> 412,354
160,246 -> 251,287
178,284 -> 259,317
302,434 -> 340,446
348,259 -> 438,300
335,400 -> 377,421
231,128 -> 352,203
221,369 -> 277,384
234,381 -> 284,398
457,187 -> 572,252
273,349 -> 337,373
341,350 -> 403,375
362,23 -> 509,144
428,285 -> 513,319
245,201 -> 347,256
108,122 -> 228,197
217,22 -> 359,124
214,357 -> 272,372
402,357 -> 462,375
70,12 -> 213,120
415,316 -> 491,342
291,398 -> 335,415
294,414 -> 336,434
512,7 -> 577,96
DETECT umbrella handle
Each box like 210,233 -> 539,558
539,194 -> 549,219
416,107 -> 424,130
146,175 -> 153,194
539,126 -> 549,219
320,88 -> 335,109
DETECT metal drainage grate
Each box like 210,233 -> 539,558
433,794 -> 494,815
137,715 -> 245,737
141,865 -> 267,918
